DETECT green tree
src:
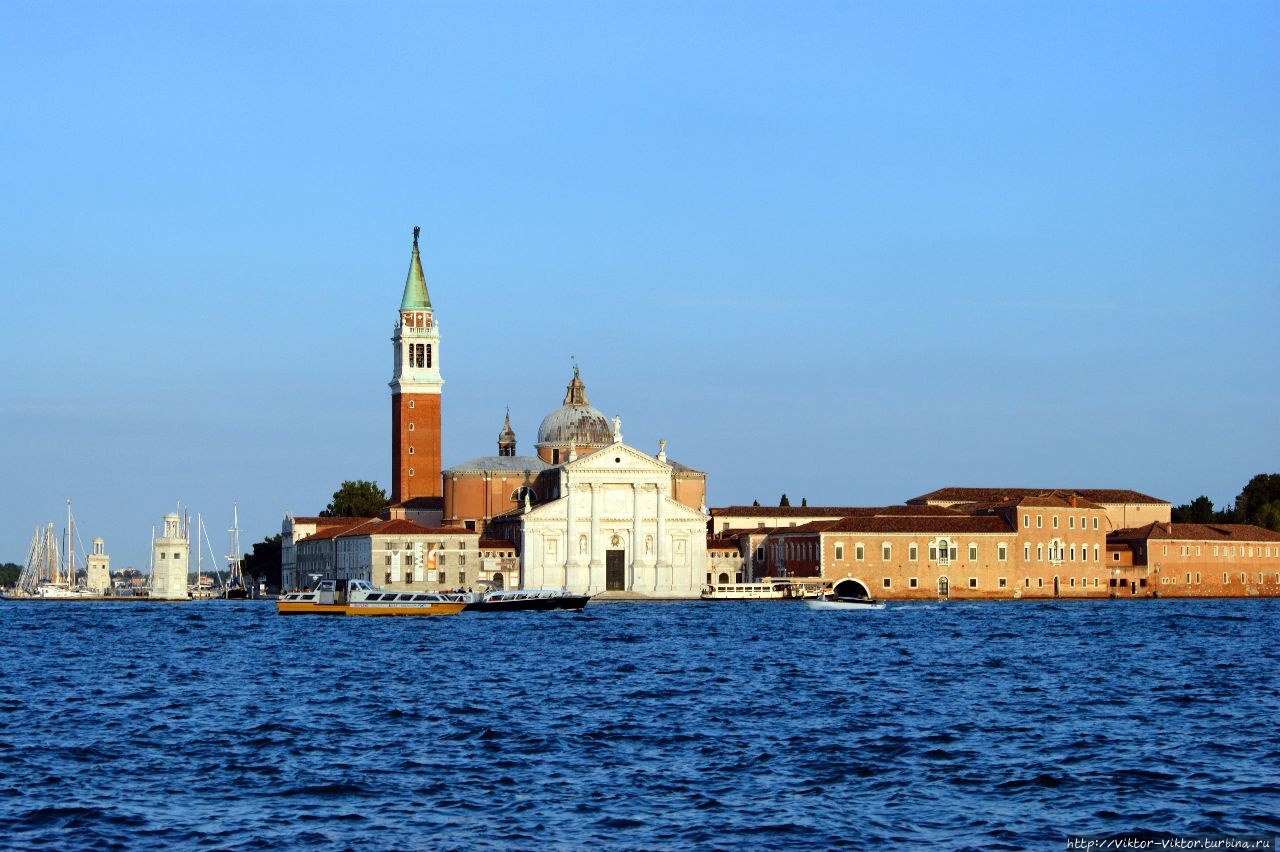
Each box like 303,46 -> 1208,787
0,562 -> 21,588
801,497 -> 808,507
1254,501 -> 1280,532
1172,496 -> 1216,524
751,499 -> 760,507
1236,474 -> 1280,526
242,534 -> 283,590
779,494 -> 790,507
320,480 -> 389,518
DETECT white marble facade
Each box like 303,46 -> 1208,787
517,441 -> 706,598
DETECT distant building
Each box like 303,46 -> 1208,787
906,487 -> 1171,531
1107,522 -> 1280,597
291,516 -> 519,592
710,504 -> 960,582
752,494 -> 1111,599
712,492 -> 1280,600
281,515 -> 376,592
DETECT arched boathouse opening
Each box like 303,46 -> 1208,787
833,579 -> 871,600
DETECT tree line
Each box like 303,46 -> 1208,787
1171,473 -> 1280,531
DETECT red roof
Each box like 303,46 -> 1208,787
776,516 -> 1014,535
299,518 -> 478,543
907,487 -> 1169,506
712,505 -> 960,518
1109,522 -> 1280,543
291,516 -> 376,527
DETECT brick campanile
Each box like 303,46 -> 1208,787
390,227 -> 444,503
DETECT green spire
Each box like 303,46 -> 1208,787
400,226 -> 432,311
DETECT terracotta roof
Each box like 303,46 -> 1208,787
777,516 -> 1014,535
298,518 -> 383,542
713,526 -> 792,538
994,492 -> 1107,511
299,518 -> 478,543
359,519 -> 471,537
478,538 -> 516,550
289,516 -> 374,527
392,497 -> 445,511
907,487 -> 1169,505
711,505 -> 959,518
1109,522 -> 1280,543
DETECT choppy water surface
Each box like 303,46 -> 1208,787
1,599 -> 1277,850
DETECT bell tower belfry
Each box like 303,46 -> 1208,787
390,227 -> 444,504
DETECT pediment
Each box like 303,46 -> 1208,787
563,442 -> 670,475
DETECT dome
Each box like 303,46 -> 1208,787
537,404 -> 612,447
536,367 -> 613,449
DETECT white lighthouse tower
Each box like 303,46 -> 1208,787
150,511 -> 190,600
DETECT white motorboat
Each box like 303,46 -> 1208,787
804,595 -> 885,611
440,587 -> 590,612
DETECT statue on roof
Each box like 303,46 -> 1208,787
413,225 -> 420,246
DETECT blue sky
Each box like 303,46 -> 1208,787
2,1 -> 1277,572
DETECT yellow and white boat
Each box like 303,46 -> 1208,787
277,579 -> 465,617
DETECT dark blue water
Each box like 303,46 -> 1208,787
1,599 -> 1277,851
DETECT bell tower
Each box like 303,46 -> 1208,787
390,227 -> 444,504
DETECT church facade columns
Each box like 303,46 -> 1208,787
509,442 -> 705,599
655,483 -> 671,592
588,482 -> 603,592
630,482 -> 643,590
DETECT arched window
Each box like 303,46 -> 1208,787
929,538 -> 957,564
511,486 -> 537,504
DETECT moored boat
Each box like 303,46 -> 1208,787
442,588 -> 590,612
699,580 -> 805,600
277,579 -> 465,616
1,583 -> 101,601
224,504 -> 250,600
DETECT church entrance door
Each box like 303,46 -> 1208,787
606,550 -> 625,591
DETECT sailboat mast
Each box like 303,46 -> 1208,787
196,513 -> 203,588
228,501 -> 242,584
66,499 -> 73,585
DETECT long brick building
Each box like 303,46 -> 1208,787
710,491 -> 1280,600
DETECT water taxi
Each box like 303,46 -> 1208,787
699,580 -> 810,600
804,595 -> 885,611
277,579 -> 465,616
442,587 -> 590,612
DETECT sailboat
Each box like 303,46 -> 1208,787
223,502 -> 249,600
4,502 -> 98,600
